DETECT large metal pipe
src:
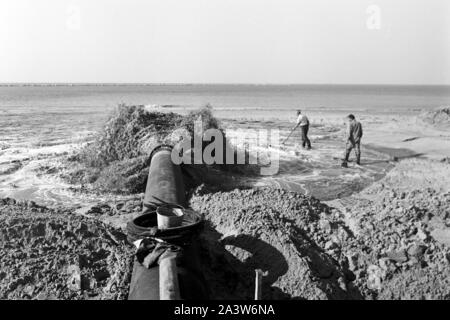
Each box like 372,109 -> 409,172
143,145 -> 186,210
128,145 -> 208,300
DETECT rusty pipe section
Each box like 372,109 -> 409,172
128,145 -> 208,300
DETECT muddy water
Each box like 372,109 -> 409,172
0,105 -> 111,206
0,104 -> 394,206
223,119 -> 393,200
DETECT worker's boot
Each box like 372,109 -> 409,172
341,162 -> 348,168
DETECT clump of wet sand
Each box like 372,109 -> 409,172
0,198 -> 133,300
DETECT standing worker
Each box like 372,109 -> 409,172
342,114 -> 363,168
293,110 -> 311,150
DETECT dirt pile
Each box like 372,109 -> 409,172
332,159 -> 450,299
338,189 -> 450,299
69,187 -> 364,300
188,159 -> 450,300
419,106 -> 450,130
61,104 -> 229,194
0,198 -> 133,300
59,104 -> 256,195
4,159 -> 449,300
190,187 -> 363,300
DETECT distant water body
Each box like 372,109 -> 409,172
1,84 -> 450,115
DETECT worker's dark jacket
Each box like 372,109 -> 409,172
348,120 -> 363,144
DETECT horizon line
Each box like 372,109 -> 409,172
1,82 -> 450,87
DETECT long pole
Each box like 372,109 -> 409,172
282,127 -> 296,145
160,256 -> 181,300
254,269 -> 263,300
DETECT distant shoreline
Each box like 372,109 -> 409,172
1,83 -> 450,88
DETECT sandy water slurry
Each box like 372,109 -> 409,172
223,119 -> 394,200
0,105 -> 111,206
0,111 -> 392,205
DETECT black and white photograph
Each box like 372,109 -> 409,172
1,0 -> 450,307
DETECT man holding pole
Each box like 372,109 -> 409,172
341,114 -> 363,168
291,110 -> 311,149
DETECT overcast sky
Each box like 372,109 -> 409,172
0,0 -> 449,84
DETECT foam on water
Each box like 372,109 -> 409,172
0,104 -> 112,206
0,144 -> 100,206
222,119 -> 393,200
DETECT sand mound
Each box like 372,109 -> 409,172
70,189 -> 361,299
60,104 -> 258,194
5,165 -> 448,300
189,177 -> 450,300
341,189 -> 450,298
62,105 -> 233,194
419,106 -> 450,130
190,188 -> 363,300
0,198 -> 133,300
72,187 -> 363,299
73,104 -> 222,167
334,159 -> 450,299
